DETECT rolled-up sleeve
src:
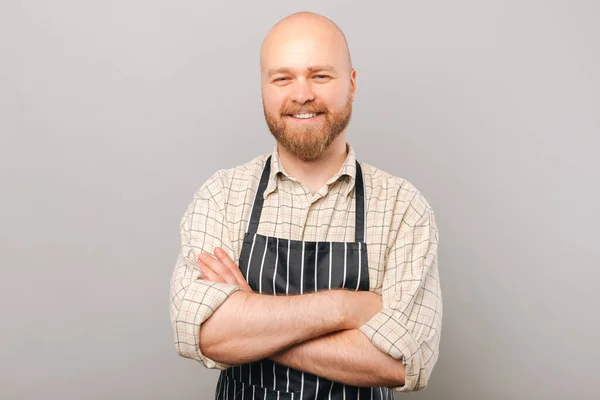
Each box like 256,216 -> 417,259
359,192 -> 442,392
169,174 -> 241,369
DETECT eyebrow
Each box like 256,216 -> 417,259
267,64 -> 339,78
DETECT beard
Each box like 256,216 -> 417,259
263,94 -> 353,162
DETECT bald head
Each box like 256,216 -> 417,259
260,12 -> 352,76
260,12 -> 357,162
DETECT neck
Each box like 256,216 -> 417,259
276,134 -> 349,195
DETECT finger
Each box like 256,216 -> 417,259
199,263 -> 226,283
198,261 -> 226,284
213,248 -> 254,292
199,252 -> 238,285
214,247 -> 247,283
199,251 -> 253,292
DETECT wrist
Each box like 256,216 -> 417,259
329,289 -> 355,330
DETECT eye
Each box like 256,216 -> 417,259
314,75 -> 331,80
274,77 -> 289,82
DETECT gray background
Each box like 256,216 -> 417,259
1,1 -> 598,399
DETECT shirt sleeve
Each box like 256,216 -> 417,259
169,174 -> 242,369
358,192 -> 442,392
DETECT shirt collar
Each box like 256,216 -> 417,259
263,142 -> 358,199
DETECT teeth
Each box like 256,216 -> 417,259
292,113 -> 317,119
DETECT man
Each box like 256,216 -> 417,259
170,11 -> 442,399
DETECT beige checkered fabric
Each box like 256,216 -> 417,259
169,143 -> 442,392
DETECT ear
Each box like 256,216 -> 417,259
349,69 -> 357,101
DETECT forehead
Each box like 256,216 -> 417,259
261,33 -> 346,74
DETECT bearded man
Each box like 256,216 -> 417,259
170,11 -> 442,399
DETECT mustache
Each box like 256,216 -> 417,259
281,107 -> 328,115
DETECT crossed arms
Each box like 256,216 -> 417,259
169,180 -> 442,392
197,250 -> 403,388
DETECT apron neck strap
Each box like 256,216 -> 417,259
354,160 -> 365,243
246,155 -> 272,236
246,155 -> 366,243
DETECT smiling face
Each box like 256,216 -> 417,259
260,14 -> 356,161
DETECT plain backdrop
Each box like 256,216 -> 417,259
1,1 -> 599,399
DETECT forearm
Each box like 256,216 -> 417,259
269,329 -> 405,388
200,289 -> 350,364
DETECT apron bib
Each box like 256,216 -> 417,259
215,156 -> 393,400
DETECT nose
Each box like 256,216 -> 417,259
289,79 -> 315,104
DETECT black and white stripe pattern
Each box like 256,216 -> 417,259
215,157 -> 393,400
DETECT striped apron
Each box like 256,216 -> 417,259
215,156 -> 394,400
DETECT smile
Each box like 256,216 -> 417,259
287,113 -> 324,120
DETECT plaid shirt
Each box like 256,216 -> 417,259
169,143 -> 442,392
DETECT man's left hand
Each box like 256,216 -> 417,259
198,248 -> 253,293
